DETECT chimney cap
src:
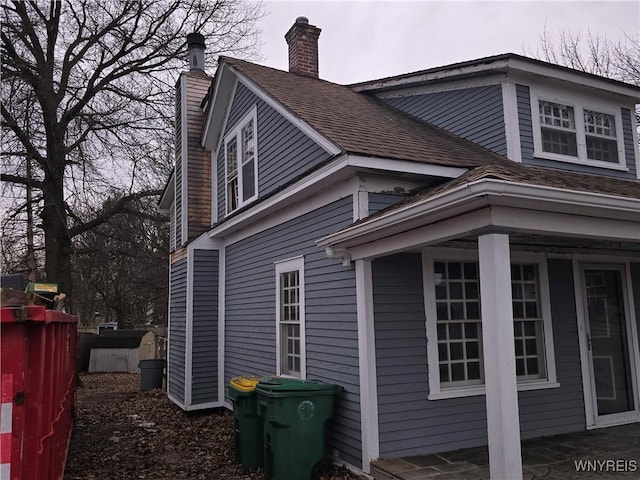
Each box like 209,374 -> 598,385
295,16 -> 309,25
187,32 -> 206,50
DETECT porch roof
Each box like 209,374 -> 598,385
317,162 -> 640,262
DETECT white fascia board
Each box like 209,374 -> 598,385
158,172 -> 175,212
354,56 -> 640,101
318,178 -> 640,249
489,206 -> 640,242
209,154 -> 350,239
227,67 -> 342,156
374,73 -> 505,99
201,67 -> 234,150
506,57 -> 640,101
209,154 -> 466,242
351,59 -> 511,93
347,155 -> 467,178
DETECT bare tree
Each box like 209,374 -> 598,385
1,0 -> 262,302
528,26 -> 639,124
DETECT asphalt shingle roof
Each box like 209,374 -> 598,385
221,56 -> 513,169
218,57 -> 639,213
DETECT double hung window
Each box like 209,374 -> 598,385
275,257 -> 306,378
532,87 -> 626,170
224,108 -> 258,214
424,252 -> 556,399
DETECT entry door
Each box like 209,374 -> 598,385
581,266 -> 638,426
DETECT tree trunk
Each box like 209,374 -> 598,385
41,142 -> 72,302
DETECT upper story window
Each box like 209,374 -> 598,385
225,107 -> 258,214
423,250 -> 558,399
531,86 -> 627,171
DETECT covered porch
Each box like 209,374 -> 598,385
318,164 -> 640,478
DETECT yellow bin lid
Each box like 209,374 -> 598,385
230,375 -> 261,392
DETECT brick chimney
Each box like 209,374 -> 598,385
285,17 -> 321,78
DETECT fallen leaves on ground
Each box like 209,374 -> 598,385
64,373 -> 360,480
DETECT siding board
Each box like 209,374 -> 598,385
191,250 -> 219,404
383,85 -> 507,156
168,259 -> 187,403
224,197 -> 362,466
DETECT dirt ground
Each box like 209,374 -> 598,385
64,373 -> 359,480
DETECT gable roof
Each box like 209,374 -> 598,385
220,56 -> 513,169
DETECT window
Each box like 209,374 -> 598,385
224,108 -> 258,214
275,257 -> 306,378
424,251 -> 557,399
531,88 -> 626,170
539,101 -> 578,156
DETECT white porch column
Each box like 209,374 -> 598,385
478,233 -> 523,479
355,259 -> 379,472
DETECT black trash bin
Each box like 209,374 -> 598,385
139,359 -> 165,391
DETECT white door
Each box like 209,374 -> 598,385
580,265 -> 639,427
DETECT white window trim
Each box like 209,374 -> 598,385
224,106 -> 258,214
275,256 -> 306,379
530,86 -> 628,171
422,248 -> 558,400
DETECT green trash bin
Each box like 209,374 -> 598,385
229,376 -> 264,472
255,376 -> 343,480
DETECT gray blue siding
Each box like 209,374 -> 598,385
383,85 -> 507,156
516,84 -> 637,178
168,259 -> 187,403
373,254 -> 585,458
224,197 -> 362,466
216,82 -> 333,220
368,192 -> 406,215
191,249 -> 219,405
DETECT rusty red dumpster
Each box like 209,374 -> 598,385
0,306 -> 78,480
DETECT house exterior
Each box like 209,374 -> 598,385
159,20 -> 640,478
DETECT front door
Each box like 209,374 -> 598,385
581,265 -> 638,426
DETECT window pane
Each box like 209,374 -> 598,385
450,342 -> 464,360
226,139 -> 238,174
465,282 -> 478,300
466,302 -> 480,320
450,303 -> 464,320
466,342 -> 479,359
448,262 -> 462,279
242,159 -> 255,198
450,282 -> 463,299
439,364 -> 449,383
451,363 -> 465,381
540,101 -> 575,129
438,342 -> 448,361
463,262 -> 478,280
449,323 -> 463,339
437,303 -> 449,321
467,362 -> 481,380
584,110 -> 616,137
541,128 -> 578,156
586,136 -> 619,163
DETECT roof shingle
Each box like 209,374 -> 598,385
221,56 -> 513,169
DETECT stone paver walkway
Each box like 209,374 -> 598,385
371,423 -> 640,479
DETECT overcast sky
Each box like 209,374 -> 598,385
255,0 -> 639,84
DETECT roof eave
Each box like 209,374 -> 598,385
351,53 -> 640,100
317,178 -> 640,251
